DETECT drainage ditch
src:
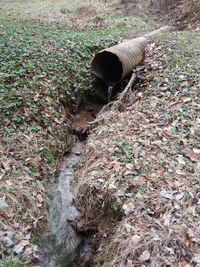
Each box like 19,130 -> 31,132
41,33 -> 152,267
42,99 -> 103,267
40,66 -> 144,267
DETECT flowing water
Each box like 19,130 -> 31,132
107,85 -> 113,102
42,101 -> 103,267
43,141 -> 84,267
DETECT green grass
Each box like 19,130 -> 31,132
150,31 -> 200,103
0,19 -> 114,111
0,14 -> 149,115
1,0 -> 117,16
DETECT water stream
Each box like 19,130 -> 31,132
43,141 -> 83,267
42,101 -> 102,267
107,85 -> 113,103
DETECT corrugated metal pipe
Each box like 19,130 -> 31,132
91,37 -> 148,86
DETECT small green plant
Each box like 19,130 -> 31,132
171,55 -> 187,68
30,220 -> 46,245
108,195 -> 123,214
41,147 -> 55,168
194,7 -> 200,13
154,33 -> 165,40
0,257 -> 32,267
115,21 -> 127,29
99,253 -> 113,265
110,138 -> 134,163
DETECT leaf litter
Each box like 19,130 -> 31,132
75,30 -> 200,266
0,3 -> 158,263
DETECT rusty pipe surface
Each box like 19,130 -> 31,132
91,37 -> 147,85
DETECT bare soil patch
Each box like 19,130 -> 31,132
72,6 -> 105,29
73,6 -> 97,21
119,0 -> 200,28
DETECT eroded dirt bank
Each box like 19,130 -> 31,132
74,30 -> 200,266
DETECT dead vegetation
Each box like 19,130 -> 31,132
71,6 -> 105,29
0,97 -> 70,262
177,0 -> 200,27
119,0 -> 200,28
75,30 -> 200,266
0,0 -> 199,266
73,6 -> 97,20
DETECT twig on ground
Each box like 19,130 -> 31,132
144,25 -> 176,39
112,71 -> 138,111
90,66 -> 143,126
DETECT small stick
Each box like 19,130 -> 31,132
144,25 -> 176,38
112,71 -> 138,110
89,67 -> 142,125
118,72 -> 137,100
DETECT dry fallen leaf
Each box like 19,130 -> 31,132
36,194 -> 44,203
177,156 -> 186,165
175,192 -> 185,200
138,250 -> 150,262
126,163 -> 134,170
122,201 -> 135,215
187,228 -> 194,238
13,240 -> 29,254
160,190 -> 174,199
6,180 -> 13,187
23,246 -> 33,257
1,156 -> 11,171
45,96 -> 53,103
182,147 -> 200,160
193,254 -> 200,264
156,167 -> 165,174
0,197 -> 9,211
176,169 -> 186,176
110,160 -> 123,172
193,148 -> 200,154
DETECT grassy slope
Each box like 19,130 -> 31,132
75,30 -> 200,266
0,0 -> 154,265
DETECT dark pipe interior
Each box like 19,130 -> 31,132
91,51 -> 123,85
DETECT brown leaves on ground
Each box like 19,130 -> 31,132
110,160 -> 123,172
75,30 -> 200,266
182,147 -> 200,160
0,90 -> 69,262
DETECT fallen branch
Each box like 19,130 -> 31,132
112,71 -> 137,111
143,25 -> 176,39
90,70 -> 138,126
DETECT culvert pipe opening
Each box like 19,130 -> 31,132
91,51 -> 123,85
91,37 -> 148,89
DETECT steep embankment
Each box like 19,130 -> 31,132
75,30 -> 200,266
120,0 -> 200,28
